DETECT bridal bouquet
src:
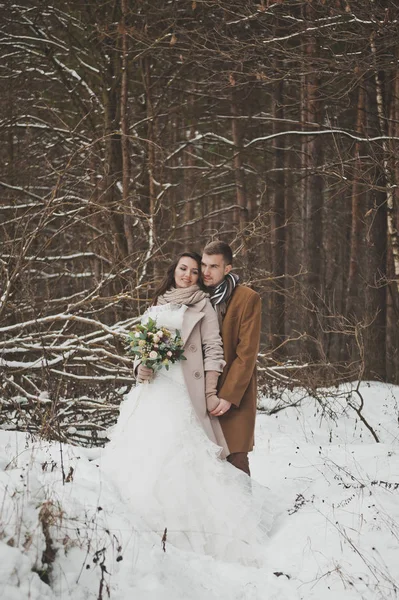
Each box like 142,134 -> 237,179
127,317 -> 186,371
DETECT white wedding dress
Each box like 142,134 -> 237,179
101,303 -> 273,565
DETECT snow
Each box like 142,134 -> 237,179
0,381 -> 398,599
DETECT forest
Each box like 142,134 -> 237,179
1,1 -> 399,440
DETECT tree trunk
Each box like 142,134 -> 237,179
346,84 -> 366,316
385,62 -> 399,382
301,7 -> 324,360
102,41 -> 127,261
120,0 -> 134,257
270,78 -> 286,354
183,94 -> 197,244
231,88 -> 247,236
363,186 -> 387,380
370,32 -> 399,291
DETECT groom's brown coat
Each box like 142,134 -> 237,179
217,286 -> 261,454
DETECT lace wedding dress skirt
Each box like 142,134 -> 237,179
102,304 -> 272,565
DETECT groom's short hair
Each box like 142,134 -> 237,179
203,241 -> 233,265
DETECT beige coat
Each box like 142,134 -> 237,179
180,298 -> 229,458
217,286 -> 261,454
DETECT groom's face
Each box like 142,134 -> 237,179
201,253 -> 232,288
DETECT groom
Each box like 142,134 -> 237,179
201,240 -> 261,477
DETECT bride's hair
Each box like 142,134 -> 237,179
152,251 -> 206,305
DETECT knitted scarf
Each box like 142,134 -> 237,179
157,284 -> 208,306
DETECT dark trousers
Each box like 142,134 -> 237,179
227,452 -> 250,476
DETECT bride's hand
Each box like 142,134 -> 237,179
209,398 -> 232,417
206,393 -> 220,413
137,364 -> 154,383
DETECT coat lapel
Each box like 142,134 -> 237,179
181,299 -> 206,345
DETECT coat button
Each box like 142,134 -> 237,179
188,344 -> 197,352
193,371 -> 202,379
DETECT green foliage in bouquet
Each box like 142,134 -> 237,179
127,317 -> 186,371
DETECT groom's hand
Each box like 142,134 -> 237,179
137,364 -> 154,383
209,398 -> 232,417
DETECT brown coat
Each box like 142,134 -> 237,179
180,299 -> 229,458
217,285 -> 261,453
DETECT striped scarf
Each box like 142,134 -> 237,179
209,273 -> 239,325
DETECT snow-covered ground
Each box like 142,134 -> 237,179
0,381 -> 398,600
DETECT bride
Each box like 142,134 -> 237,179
102,252 -> 272,565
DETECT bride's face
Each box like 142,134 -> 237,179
174,257 -> 200,288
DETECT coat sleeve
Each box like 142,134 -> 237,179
218,292 -> 261,407
200,300 -> 226,372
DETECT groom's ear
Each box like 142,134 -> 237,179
224,264 -> 232,275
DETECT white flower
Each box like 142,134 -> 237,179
156,330 -> 164,337
167,351 -> 172,357
153,335 -> 160,343
134,332 -> 141,338
149,350 -> 158,359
